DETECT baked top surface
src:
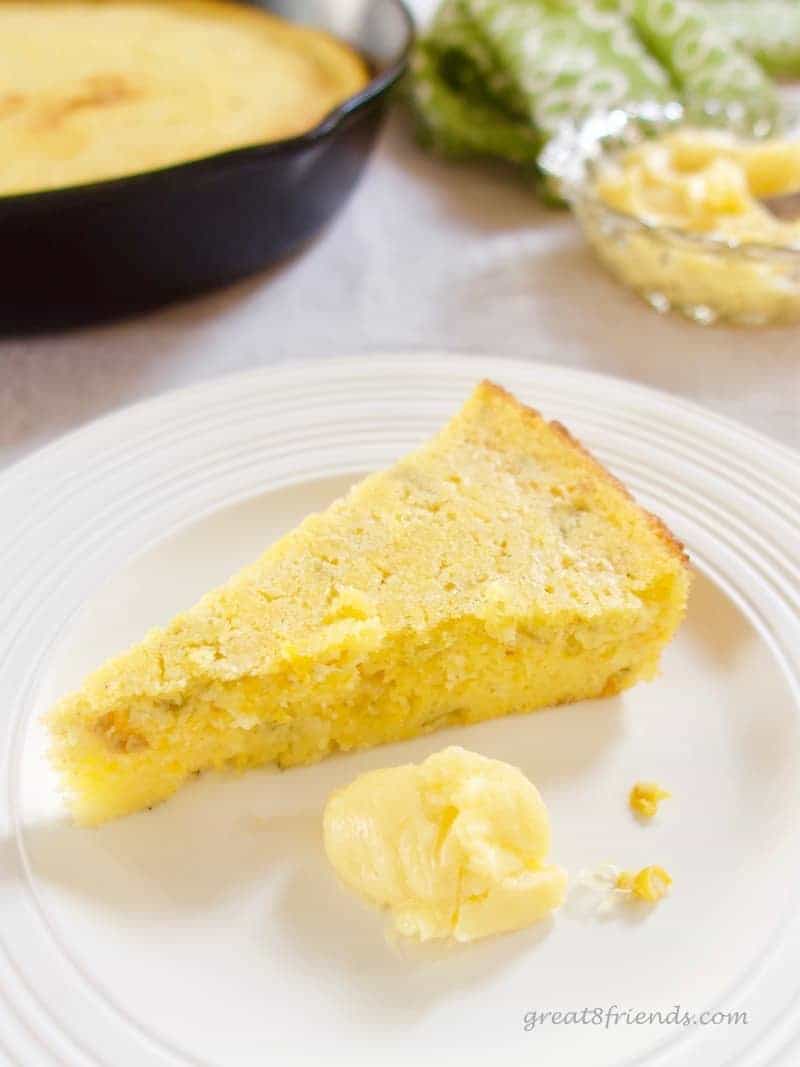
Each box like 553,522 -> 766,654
0,0 -> 369,195
62,380 -> 688,710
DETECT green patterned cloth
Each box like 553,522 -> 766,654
410,0 -> 787,191
703,1 -> 800,78
627,0 -> 780,129
409,40 -> 543,167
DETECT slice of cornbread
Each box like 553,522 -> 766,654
47,382 -> 690,824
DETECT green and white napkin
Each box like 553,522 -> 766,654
410,0 -> 789,191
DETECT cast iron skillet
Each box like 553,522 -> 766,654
0,0 -> 414,332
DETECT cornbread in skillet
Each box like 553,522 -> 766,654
47,382 -> 690,824
0,0 -> 369,197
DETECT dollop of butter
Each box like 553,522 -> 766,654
323,746 -> 567,942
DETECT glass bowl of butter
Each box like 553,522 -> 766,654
541,102 -> 800,327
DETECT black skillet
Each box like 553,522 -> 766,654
0,0 -> 414,332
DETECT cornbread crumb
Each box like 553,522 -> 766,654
616,866 -> 672,902
47,381 -> 690,824
629,781 -> 671,819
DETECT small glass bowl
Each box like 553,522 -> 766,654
540,103 -> 800,327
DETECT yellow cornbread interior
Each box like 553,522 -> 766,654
0,0 -> 369,196
323,746 -> 567,942
47,381 -> 690,825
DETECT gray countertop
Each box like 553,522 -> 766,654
2,108 -> 798,470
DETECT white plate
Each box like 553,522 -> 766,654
1,355 -> 799,1067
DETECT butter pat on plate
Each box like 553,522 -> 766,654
323,747 -> 568,943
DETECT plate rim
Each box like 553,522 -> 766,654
1,353 -> 799,1067
1,352 -> 797,494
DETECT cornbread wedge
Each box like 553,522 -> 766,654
47,382 -> 689,824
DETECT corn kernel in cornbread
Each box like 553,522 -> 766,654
324,746 -> 567,942
47,381 -> 690,824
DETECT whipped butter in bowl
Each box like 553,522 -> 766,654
542,105 -> 800,326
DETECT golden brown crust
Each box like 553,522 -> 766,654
476,380 -> 690,568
